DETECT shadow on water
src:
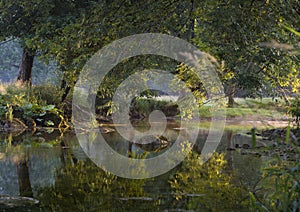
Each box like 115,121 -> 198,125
0,123 -> 272,211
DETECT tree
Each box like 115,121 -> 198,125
0,0 -> 89,85
32,0 -> 200,102
191,0 -> 300,106
1,1 -> 45,84
3,0 -> 298,109
16,47 -> 35,84
0,40 -> 58,84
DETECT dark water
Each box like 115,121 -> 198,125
0,127 -> 268,211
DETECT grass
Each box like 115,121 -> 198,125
199,98 -> 288,119
0,82 -> 63,107
196,97 -> 290,131
198,120 -> 279,131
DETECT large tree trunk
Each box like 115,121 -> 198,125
16,47 -> 35,85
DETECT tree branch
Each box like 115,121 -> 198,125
0,38 -> 17,46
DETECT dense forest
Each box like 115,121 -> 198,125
0,0 -> 298,128
1,0 -> 299,99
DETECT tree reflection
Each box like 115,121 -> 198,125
169,150 -> 250,210
16,157 -> 33,197
1,132 -> 254,210
3,133 -> 34,198
36,149 -> 152,211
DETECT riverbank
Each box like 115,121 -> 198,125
0,84 -> 294,133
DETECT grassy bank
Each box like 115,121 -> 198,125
0,83 -> 68,130
199,98 -> 288,119
0,82 -> 294,131
198,98 -> 290,131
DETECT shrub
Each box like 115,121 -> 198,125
288,96 -> 300,128
0,83 -> 63,107
4,83 -> 36,106
0,83 -> 65,128
31,84 -> 64,106
129,97 -> 178,119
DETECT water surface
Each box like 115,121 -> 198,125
0,127 -> 268,211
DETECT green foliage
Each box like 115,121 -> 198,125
1,83 -> 35,106
174,63 -> 207,105
22,104 -> 63,127
0,0 -> 88,85
31,84 -> 64,106
1,0 -> 299,117
0,83 -> 64,127
199,98 -> 286,119
2,0 -> 299,110
288,96 -> 300,128
285,121 -> 291,144
193,0 -> 299,99
0,83 -> 63,107
250,122 -> 300,211
253,152 -> 300,211
130,97 -> 178,119
5,104 -> 13,123
249,192 -> 269,212
0,104 -> 7,117
22,104 -> 57,120
29,0 -> 189,92
282,24 -> 300,39
251,127 -> 257,148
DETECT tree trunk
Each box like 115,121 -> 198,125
226,83 -> 235,108
16,47 -> 35,85
278,87 -> 290,105
60,75 -> 73,102
228,92 -> 235,108
186,0 -> 195,42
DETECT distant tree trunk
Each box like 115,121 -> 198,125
16,159 -> 33,197
278,87 -> 290,105
186,0 -> 195,42
226,83 -> 235,108
16,47 -> 35,85
228,92 -> 235,108
60,79 -> 71,102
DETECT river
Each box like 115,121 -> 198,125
0,125 -> 271,211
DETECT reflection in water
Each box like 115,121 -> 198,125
16,157 -> 33,198
0,128 -> 269,210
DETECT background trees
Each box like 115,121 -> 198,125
192,0 -> 299,105
0,0 -> 299,107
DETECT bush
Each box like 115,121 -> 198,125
4,83 -> 35,106
251,150 -> 300,211
32,84 -> 64,106
0,83 -> 63,107
0,83 -> 66,128
288,96 -> 300,128
130,97 -> 178,119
